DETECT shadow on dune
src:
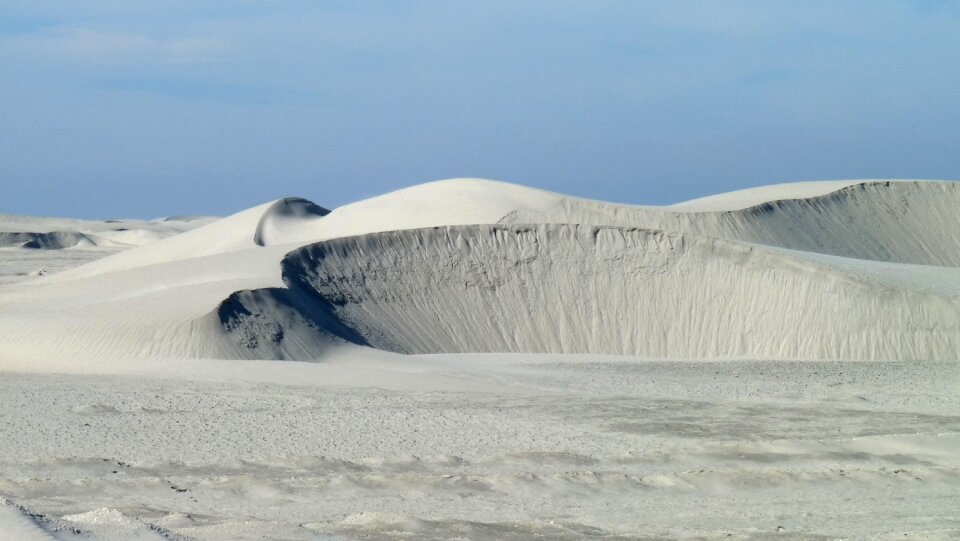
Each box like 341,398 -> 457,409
0,231 -> 94,249
216,285 -> 369,359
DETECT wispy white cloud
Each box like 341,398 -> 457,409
3,27 -> 232,65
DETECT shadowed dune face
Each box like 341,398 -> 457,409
216,286 -> 368,359
211,223 -> 960,361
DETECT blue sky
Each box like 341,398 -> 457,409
2,1 -> 958,218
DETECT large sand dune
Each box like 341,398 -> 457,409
1,178 -> 958,366
258,223 -> 960,360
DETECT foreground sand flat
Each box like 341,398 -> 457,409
2,358 -> 959,540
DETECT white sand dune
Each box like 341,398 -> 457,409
1,178 -> 958,365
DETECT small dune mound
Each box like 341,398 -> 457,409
0,231 -> 95,249
159,215 -> 215,222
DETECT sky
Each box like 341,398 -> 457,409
2,1 -> 959,219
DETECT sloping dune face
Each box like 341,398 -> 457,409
697,181 -> 960,266
268,224 -> 960,360
509,181 -> 960,267
51,198 -> 329,280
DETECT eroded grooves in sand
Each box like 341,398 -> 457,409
267,224 -> 960,360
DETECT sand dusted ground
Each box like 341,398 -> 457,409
2,357 -> 959,540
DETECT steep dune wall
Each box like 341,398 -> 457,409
274,224 -> 960,360
506,181 -> 960,267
